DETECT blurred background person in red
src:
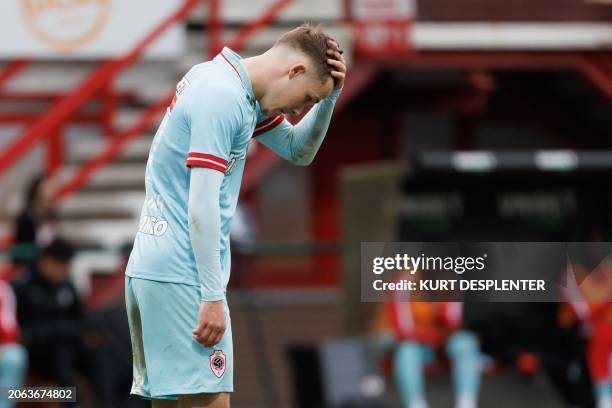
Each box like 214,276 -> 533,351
563,259 -> 612,408
0,279 -> 27,408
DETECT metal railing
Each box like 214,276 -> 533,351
0,0 -> 295,198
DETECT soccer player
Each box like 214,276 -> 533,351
124,24 -> 346,407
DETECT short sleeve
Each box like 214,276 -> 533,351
253,103 -> 289,138
253,113 -> 286,137
185,83 -> 243,173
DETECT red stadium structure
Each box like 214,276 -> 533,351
0,1 -> 610,406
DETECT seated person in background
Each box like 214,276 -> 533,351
373,299 -> 481,408
12,239 -> 81,387
12,175 -> 58,265
0,280 -> 27,408
82,242 -> 147,407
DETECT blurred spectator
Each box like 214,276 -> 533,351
578,304 -> 612,408
82,243 -> 147,408
11,175 -> 58,264
12,238 -> 81,387
0,281 -> 27,408
83,302 -> 147,408
468,302 -> 594,408
373,299 -> 481,408
587,313 -> 612,408
562,260 -> 612,408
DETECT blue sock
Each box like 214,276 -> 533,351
446,331 -> 481,406
394,341 -> 427,408
595,381 -> 612,407
0,344 -> 28,408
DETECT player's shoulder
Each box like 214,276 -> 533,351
185,60 -> 245,103
182,72 -> 249,125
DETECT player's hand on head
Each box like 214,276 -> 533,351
326,39 -> 346,90
192,300 -> 226,347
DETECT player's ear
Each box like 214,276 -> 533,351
288,63 -> 306,79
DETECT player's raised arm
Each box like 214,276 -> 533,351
255,86 -> 341,166
244,28 -> 347,166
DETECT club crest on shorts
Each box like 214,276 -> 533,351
210,350 -> 226,378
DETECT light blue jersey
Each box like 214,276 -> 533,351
124,43 -> 341,399
125,47 -> 283,291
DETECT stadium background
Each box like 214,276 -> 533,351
0,0 -> 611,406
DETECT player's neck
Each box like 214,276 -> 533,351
241,55 -> 268,101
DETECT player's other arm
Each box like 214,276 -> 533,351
184,82 -> 242,346
254,87 -> 341,166
188,168 -> 224,302
188,168 -> 227,347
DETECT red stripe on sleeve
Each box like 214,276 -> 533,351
253,114 -> 285,137
187,153 -> 228,166
186,152 -> 228,173
255,115 -> 278,129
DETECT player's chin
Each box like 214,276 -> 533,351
262,106 -> 281,117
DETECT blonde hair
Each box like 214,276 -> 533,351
275,23 -> 337,85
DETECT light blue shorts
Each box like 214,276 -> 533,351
125,276 -> 233,400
